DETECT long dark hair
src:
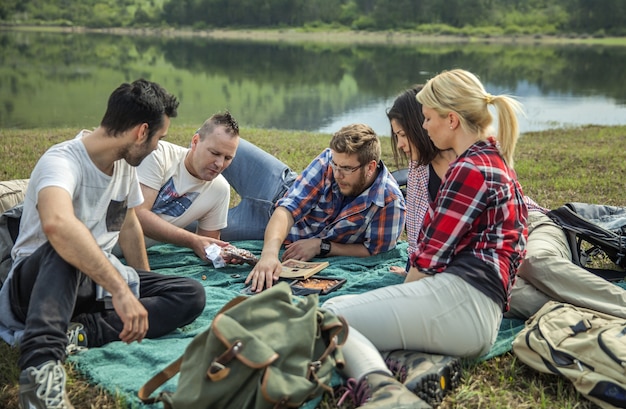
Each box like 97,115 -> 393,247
387,85 -> 440,168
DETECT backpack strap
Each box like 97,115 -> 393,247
565,203 -> 626,267
137,295 -> 250,404
306,313 -> 348,390
137,356 -> 183,404
547,205 -> 626,271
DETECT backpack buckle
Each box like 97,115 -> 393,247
307,360 -> 322,381
207,340 -> 243,381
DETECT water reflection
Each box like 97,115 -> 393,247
1,31 -> 626,135
320,90 -> 626,136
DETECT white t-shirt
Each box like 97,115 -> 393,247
137,141 -> 230,234
12,131 -> 144,263
0,131 -> 143,344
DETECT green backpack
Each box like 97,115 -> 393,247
139,282 -> 347,409
512,301 -> 626,409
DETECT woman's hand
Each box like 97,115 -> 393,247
404,266 -> 431,283
389,265 -> 407,276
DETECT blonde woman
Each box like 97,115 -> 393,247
323,69 -> 528,408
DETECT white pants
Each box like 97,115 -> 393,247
322,273 -> 501,380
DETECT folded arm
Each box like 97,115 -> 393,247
282,238 -> 370,261
38,186 -> 148,344
135,183 -> 228,261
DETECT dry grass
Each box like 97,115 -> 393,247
0,343 -> 125,408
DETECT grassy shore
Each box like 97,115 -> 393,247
4,24 -> 626,47
1,124 -> 625,408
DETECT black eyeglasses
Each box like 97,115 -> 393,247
330,159 -> 364,175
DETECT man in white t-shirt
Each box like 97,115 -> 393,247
0,79 -> 205,409
135,112 -> 240,261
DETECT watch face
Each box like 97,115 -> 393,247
320,240 -> 331,255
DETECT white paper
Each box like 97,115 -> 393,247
205,243 -> 226,268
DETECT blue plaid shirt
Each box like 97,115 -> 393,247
276,148 -> 406,255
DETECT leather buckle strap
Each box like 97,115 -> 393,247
207,340 -> 244,381
138,356 -> 183,403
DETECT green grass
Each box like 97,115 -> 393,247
2,124 -> 624,408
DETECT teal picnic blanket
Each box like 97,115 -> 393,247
68,240 -> 525,408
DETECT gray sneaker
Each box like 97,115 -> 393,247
19,360 -> 75,409
66,322 -> 88,355
339,373 -> 432,409
384,350 -> 462,407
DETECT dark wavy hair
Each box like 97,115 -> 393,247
100,79 -> 179,141
386,85 -> 440,168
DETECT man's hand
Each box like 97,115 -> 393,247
245,206 -> 293,292
281,238 -> 320,261
138,183 -> 230,262
245,255 -> 282,292
111,288 -> 149,344
193,236 -> 229,262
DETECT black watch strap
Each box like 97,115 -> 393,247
319,239 -> 331,257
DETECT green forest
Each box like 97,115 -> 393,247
2,0 -> 626,37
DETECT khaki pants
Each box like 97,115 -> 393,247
507,211 -> 626,319
0,179 -> 29,213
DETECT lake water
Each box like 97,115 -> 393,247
2,31 -> 626,136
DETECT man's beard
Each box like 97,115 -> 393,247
341,169 -> 368,197
121,140 -> 152,167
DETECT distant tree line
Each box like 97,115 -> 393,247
3,0 -> 626,36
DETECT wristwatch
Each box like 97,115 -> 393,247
319,239 -> 331,257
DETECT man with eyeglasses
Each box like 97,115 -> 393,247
245,123 -> 406,292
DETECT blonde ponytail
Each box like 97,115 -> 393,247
417,69 -> 523,167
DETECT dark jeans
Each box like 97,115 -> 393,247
10,242 -> 205,370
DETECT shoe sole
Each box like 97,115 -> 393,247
407,357 -> 462,408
